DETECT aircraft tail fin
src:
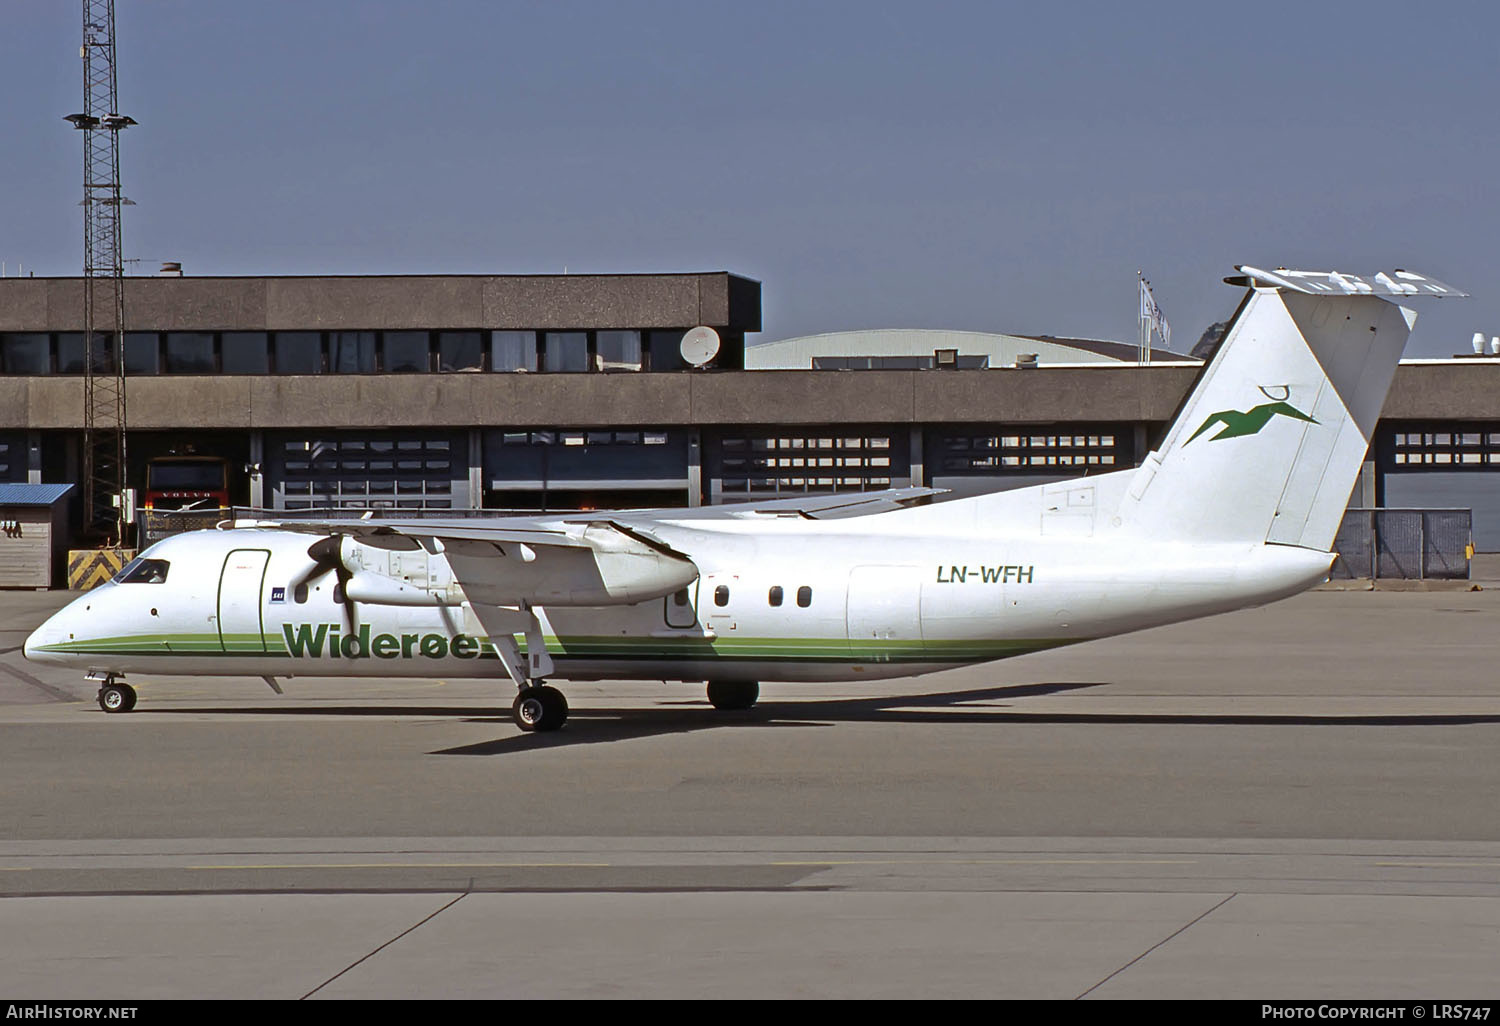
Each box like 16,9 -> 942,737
1118,268 -> 1460,551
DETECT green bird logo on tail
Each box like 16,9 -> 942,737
1187,401 -> 1318,444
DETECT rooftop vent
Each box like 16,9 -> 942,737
1014,353 -> 1038,369
159,262 -> 182,276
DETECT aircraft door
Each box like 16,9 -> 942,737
217,548 -> 271,654
846,565 -> 924,662
663,581 -> 698,629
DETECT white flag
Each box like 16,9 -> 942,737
1140,279 -> 1170,351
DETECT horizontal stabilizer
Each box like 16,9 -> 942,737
1228,267 -> 1467,298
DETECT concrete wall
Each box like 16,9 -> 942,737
0,273 -> 761,334
3,363 -> 1493,430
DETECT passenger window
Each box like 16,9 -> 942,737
115,558 -> 170,584
768,586 -> 783,607
293,583 -> 309,604
714,585 -> 730,607
797,586 -> 812,608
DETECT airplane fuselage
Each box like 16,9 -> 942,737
25,515 -> 1332,685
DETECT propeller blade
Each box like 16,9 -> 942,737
287,535 -> 345,593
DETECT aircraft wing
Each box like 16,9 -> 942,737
237,486 -> 940,606
240,515 -> 698,607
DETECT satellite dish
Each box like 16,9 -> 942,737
680,326 -> 721,368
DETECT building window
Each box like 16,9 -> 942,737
647,330 -> 689,372
57,332 -> 121,374
543,332 -> 589,373
330,332 -> 376,374
220,332 -> 268,375
1385,422 -> 1500,469
164,332 -> 216,374
55,333 -> 91,374
492,331 -> 537,372
0,333 -> 50,374
125,332 -> 162,375
597,331 -> 642,372
438,332 -> 484,372
274,332 -> 324,374
382,332 -> 431,373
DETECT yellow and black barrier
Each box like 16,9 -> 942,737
67,548 -> 135,591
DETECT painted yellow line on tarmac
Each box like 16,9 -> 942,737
1373,862 -> 1500,869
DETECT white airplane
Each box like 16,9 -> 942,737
24,267 -> 1465,732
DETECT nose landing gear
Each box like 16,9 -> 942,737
95,678 -> 137,714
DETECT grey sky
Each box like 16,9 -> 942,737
3,0 -> 1496,355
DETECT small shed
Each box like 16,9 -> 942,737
0,484 -> 75,589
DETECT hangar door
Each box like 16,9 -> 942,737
1380,425 -> 1500,551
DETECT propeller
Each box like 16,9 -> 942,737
289,535 -> 358,631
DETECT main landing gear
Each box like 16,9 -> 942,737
512,683 -> 568,733
707,680 -> 759,711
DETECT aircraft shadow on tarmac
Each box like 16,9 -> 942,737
124,680 -> 1500,756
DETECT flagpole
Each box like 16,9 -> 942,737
1138,273 -> 1148,366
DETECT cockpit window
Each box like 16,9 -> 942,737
115,558 -> 170,584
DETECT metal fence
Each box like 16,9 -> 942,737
138,508 -> 232,547
1331,508 -> 1473,580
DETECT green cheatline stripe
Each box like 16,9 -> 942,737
34,631 -> 1076,663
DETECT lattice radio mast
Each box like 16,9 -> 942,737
65,0 -> 134,543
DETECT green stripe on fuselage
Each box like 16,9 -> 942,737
34,624 -> 1074,665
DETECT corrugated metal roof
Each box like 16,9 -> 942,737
0,483 -> 75,507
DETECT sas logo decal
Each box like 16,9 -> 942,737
269,587 -> 286,604
1187,386 -> 1317,444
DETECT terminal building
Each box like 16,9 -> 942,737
1,270 -> 1498,550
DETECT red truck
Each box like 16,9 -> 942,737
144,455 -> 229,511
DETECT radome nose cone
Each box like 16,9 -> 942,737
22,625 -> 41,662
22,612 -> 60,663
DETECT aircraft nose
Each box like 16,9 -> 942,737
22,624 -> 44,662
22,609 -> 65,664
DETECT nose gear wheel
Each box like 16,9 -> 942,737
97,681 -> 137,713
